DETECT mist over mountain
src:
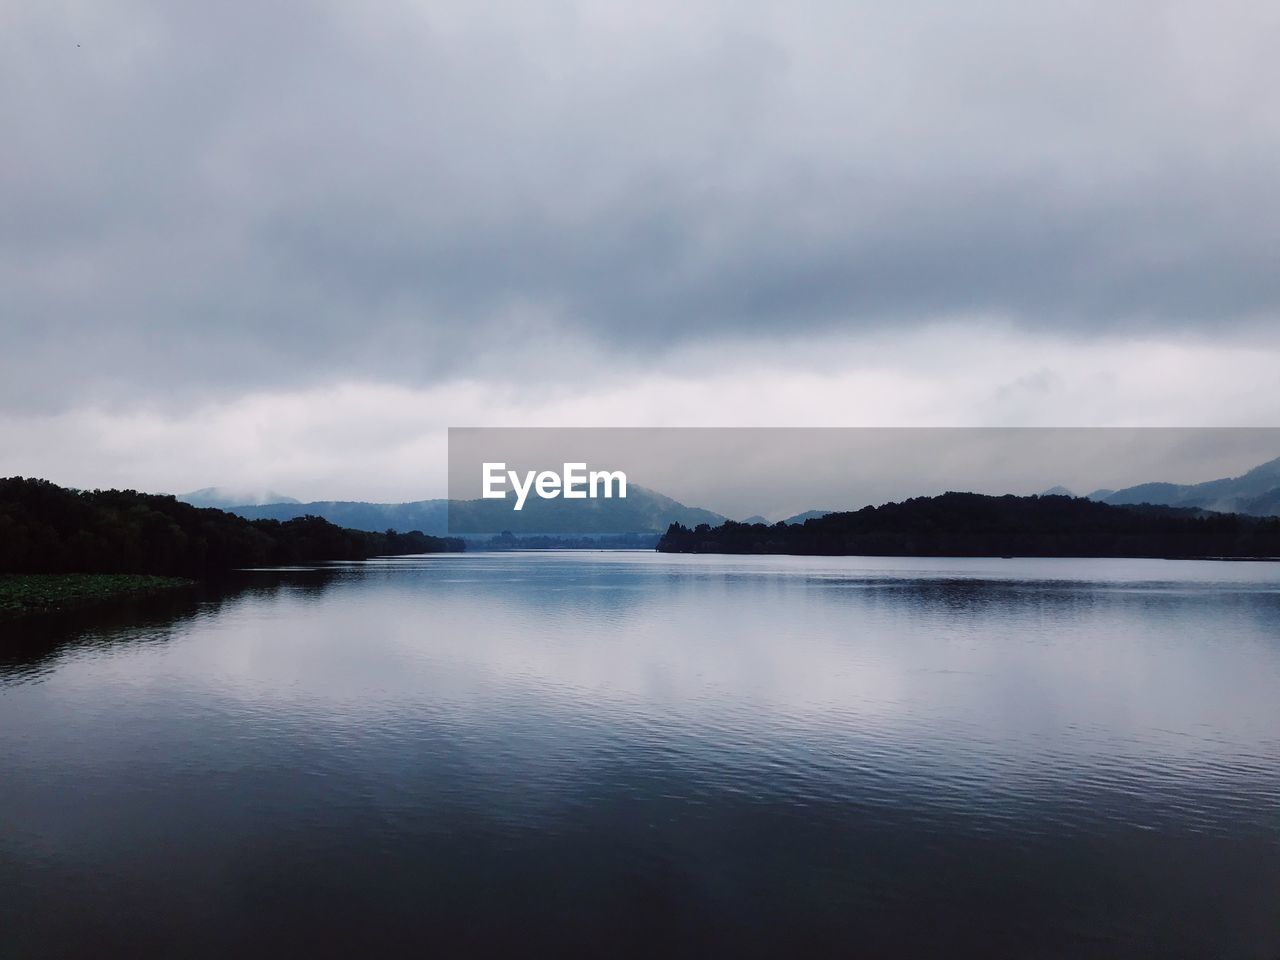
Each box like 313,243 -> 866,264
224,486 -> 725,536
231,499 -> 450,534
194,453 -> 1280,541
179,487 -> 300,509
1090,455 -> 1280,516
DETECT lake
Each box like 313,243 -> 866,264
2,552 -> 1279,957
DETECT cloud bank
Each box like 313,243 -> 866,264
3,0 -> 1278,493
5,327 -> 1279,501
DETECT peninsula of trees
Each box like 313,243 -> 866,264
0,477 -> 463,578
656,492 -> 1280,559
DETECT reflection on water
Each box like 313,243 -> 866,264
2,552 -> 1279,958
0,569 -> 344,682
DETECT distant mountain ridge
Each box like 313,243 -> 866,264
783,509 -> 834,525
179,487 -> 300,508
1090,455 -> 1280,516
1040,485 -> 1076,497
228,499 -> 450,533
216,485 -> 726,535
182,453 -> 1280,538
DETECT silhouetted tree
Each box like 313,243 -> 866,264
656,493 -> 1280,558
0,477 -> 464,576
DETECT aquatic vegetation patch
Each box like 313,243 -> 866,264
0,574 -> 193,618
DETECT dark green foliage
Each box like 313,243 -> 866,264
656,492 -> 1280,558
0,574 -> 192,618
0,477 -> 463,576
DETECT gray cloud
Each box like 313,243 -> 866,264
4,0 -> 1279,410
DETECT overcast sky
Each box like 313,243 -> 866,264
3,0 -> 1279,501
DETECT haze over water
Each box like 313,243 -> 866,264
3,552 -> 1279,957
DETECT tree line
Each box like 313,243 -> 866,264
0,477 -> 463,577
656,492 -> 1280,558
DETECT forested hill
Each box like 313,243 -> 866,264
0,477 -> 463,577
656,492 -> 1280,559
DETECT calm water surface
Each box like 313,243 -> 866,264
3,552 -> 1279,957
